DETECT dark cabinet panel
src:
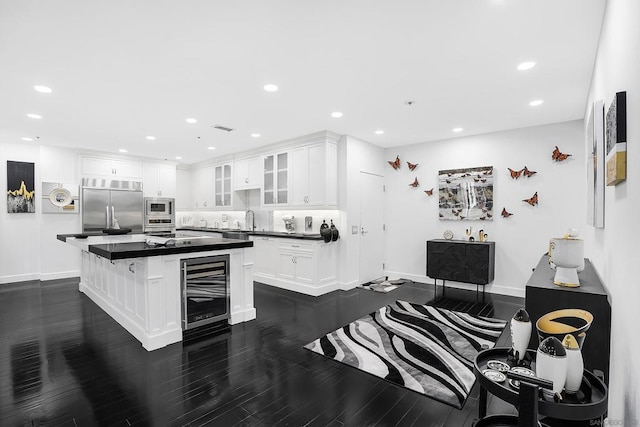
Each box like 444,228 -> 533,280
426,240 -> 495,285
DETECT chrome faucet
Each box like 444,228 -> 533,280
246,210 -> 255,231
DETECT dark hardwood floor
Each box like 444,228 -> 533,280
0,278 -> 524,426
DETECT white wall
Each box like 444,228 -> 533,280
0,143 -> 81,284
383,120 -> 586,297
583,0 -> 640,421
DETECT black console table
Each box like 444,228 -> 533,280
426,239 -> 495,300
525,255 -> 611,383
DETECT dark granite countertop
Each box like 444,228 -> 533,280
89,238 -> 252,260
57,234 -> 253,260
177,227 -> 324,240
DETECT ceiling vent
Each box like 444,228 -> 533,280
212,124 -> 234,132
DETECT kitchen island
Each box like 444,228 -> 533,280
58,234 -> 255,351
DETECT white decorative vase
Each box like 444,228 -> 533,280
562,334 -> 584,394
536,336 -> 567,400
510,308 -> 532,362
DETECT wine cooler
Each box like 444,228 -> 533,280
181,255 -> 230,330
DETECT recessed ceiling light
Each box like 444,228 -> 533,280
21,137 -> 33,141
452,127 -> 464,133
34,85 -> 53,93
331,111 -> 343,118
186,118 -> 197,124
27,113 -> 42,119
263,84 -> 278,92
146,136 -> 156,140
517,61 -> 536,71
251,133 -> 261,138
208,146 -> 216,150
529,99 -> 544,106
119,149 -> 128,153
175,156 -> 183,160
375,130 -> 384,135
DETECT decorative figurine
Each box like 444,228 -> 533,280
536,336 -> 568,401
510,309 -> 532,363
562,334 -> 584,394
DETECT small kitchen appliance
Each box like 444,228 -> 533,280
282,215 -> 295,233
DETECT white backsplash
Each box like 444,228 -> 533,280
176,209 -> 341,234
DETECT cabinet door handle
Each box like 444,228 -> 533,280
245,178 -> 249,183
292,244 -> 299,248
128,263 -> 135,273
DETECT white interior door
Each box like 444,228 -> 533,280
359,172 -> 384,284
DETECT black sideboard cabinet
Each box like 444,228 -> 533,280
525,255 -> 611,384
426,239 -> 495,285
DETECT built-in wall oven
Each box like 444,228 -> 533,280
181,255 -> 230,330
144,197 -> 175,233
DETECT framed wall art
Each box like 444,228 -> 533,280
605,91 -> 627,186
7,161 -> 35,213
438,166 -> 493,220
587,100 -> 605,228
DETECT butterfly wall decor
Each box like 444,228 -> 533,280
552,146 -> 572,162
409,177 -> 419,188
508,167 -> 523,180
424,188 -> 434,196
388,155 -> 401,170
407,161 -> 419,171
523,192 -> 538,206
522,166 -> 537,177
501,207 -> 513,218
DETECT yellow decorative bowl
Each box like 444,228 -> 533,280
536,309 -> 594,349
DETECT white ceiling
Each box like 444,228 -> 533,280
0,0 -> 606,165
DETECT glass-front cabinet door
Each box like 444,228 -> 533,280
214,163 -> 232,207
263,152 -> 288,206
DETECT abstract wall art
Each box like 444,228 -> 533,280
587,100 -> 605,228
7,161 -> 35,213
605,91 -> 627,186
438,166 -> 493,220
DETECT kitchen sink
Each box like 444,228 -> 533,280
222,231 -> 249,240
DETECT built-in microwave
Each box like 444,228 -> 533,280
145,197 -> 174,216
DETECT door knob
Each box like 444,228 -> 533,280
361,228 -> 368,234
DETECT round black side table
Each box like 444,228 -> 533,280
474,347 -> 608,423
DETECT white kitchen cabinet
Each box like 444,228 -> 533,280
143,163 -> 176,198
82,156 -> 143,179
214,163 -> 232,207
253,236 -> 337,296
263,152 -> 288,207
233,157 -> 262,190
290,142 -> 337,208
191,166 -> 214,209
251,236 -> 278,279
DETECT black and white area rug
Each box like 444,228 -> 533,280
358,278 -> 411,293
304,300 -> 507,409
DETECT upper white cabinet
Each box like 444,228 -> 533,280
263,152 -> 289,207
143,163 -> 176,198
214,163 -> 232,207
290,141 -> 337,208
233,157 -> 262,190
191,166 -> 214,209
82,156 -> 142,179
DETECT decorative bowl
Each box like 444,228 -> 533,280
536,308 -> 593,349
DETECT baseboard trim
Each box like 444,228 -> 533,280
384,270 -> 525,298
338,279 -> 359,291
40,270 -> 81,281
0,273 -> 40,285
254,274 -> 339,296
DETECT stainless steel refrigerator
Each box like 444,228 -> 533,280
82,178 -> 144,233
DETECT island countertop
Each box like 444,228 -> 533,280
58,234 -> 253,260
